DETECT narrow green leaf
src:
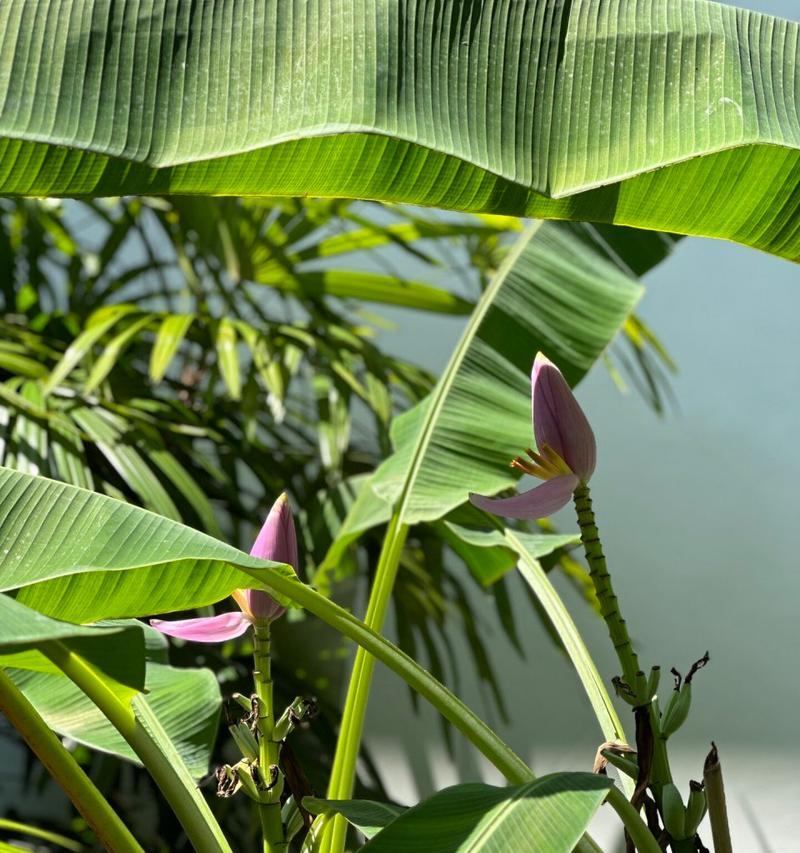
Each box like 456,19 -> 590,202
257,270 -> 473,315
43,307 -> 136,394
0,349 -> 48,378
149,314 -> 194,382
49,415 -> 93,490
215,318 -> 241,400
83,314 -> 156,394
0,819 -> 85,853
511,531 -> 628,762
4,381 -> 48,476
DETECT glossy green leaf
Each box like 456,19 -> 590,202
149,314 -> 194,382
9,661 -> 221,779
42,306 -> 136,394
303,797 -> 406,840
302,218 -> 508,263
322,221 -> 646,568
323,222 -> 639,768
257,270 -> 473,315
0,467 -> 297,623
0,469 -> 540,796
360,774 -> 612,852
84,314 -> 156,394
215,318 -> 241,400
1,2 -> 799,258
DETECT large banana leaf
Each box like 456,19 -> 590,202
0,467 -> 541,791
1,1 -> 798,259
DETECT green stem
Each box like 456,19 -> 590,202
0,669 -> 143,853
266,564 -> 527,782
573,483 -> 641,693
252,622 -> 286,853
605,786 -> 662,853
251,572 -> 601,853
39,642 -> 232,853
325,514 -> 408,852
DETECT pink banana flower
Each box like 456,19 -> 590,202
470,352 -> 596,519
150,493 -> 297,642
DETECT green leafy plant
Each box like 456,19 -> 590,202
2,1 -> 787,850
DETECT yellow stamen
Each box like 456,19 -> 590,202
524,448 -> 553,470
511,444 -> 573,481
540,444 -> 573,476
511,457 -> 551,479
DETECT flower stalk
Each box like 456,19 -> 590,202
572,482 -> 641,694
252,621 -> 286,852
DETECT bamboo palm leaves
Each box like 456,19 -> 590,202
1,1 -> 799,258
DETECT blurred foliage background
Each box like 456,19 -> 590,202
0,196 -> 674,851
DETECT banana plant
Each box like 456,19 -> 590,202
0,223 -> 709,853
0,198 -> 674,757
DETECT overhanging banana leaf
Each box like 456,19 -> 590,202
1,0 -> 798,259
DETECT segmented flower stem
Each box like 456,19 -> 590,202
252,622 -> 286,853
573,483 -> 641,693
